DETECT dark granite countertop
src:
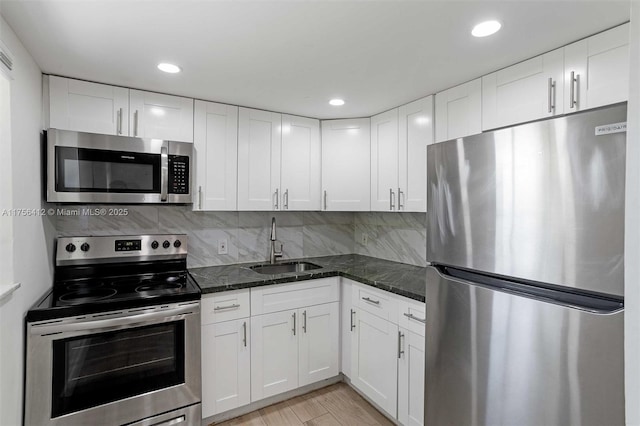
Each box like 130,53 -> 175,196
189,254 -> 427,302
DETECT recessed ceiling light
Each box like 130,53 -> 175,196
471,20 -> 501,38
329,99 -> 345,106
157,63 -> 181,73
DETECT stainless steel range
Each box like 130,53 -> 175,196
25,234 -> 202,426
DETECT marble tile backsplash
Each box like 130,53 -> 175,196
53,206 -> 427,267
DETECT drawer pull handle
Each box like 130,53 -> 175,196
403,312 -> 426,323
362,296 -> 380,305
214,303 -> 240,311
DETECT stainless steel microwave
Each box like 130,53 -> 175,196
46,129 -> 192,203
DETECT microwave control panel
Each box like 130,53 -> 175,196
169,156 -> 190,195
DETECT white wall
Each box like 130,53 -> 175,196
626,3 -> 640,425
0,13 -> 54,426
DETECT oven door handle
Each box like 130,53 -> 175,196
30,303 -> 198,336
160,145 -> 169,202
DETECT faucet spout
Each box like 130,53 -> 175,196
270,217 -> 277,241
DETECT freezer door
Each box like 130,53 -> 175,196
425,266 -> 624,426
427,104 -> 626,296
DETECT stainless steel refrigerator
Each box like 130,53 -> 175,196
425,104 -> 626,426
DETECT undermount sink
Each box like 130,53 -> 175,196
250,261 -> 322,275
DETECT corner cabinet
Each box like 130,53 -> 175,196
434,78 -> 482,143
563,23 -> 629,113
45,75 -> 194,142
371,96 -> 433,212
237,108 -> 320,211
193,101 -> 238,211
321,118 -> 371,211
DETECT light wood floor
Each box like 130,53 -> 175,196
211,383 -> 394,426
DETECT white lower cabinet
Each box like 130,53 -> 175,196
251,301 -> 340,402
398,329 -> 425,426
350,307 -> 399,418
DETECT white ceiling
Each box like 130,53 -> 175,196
0,0 -> 631,119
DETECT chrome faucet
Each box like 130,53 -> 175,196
269,217 -> 283,264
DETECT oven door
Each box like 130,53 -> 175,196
25,302 -> 201,426
47,128 -> 167,203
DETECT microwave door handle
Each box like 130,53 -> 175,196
161,146 -> 169,202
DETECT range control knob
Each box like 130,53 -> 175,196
65,243 -> 76,253
173,240 -> 182,248
151,240 -> 159,249
162,240 -> 171,249
80,243 -> 90,252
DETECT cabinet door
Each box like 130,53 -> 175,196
238,108 -> 282,211
193,101 -> 238,211
564,23 -> 629,112
201,319 -> 250,417
371,109 -> 399,212
434,79 -> 482,143
350,308 -> 398,418
251,309 -> 298,401
398,96 -> 433,212
48,76 -> 129,135
281,115 -> 321,210
298,302 -> 340,387
129,90 -> 194,142
482,48 -> 564,131
321,118 -> 371,211
398,328 -> 425,426
340,280 -> 353,378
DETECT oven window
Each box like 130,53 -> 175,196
56,146 -> 160,193
51,322 -> 185,418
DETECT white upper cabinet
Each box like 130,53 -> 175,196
398,96 -> 433,212
564,23 -> 629,113
193,101 -> 238,211
321,118 -> 371,211
47,75 -> 129,136
435,78 -> 482,143
280,115 -> 321,211
482,48 -> 564,131
129,89 -> 194,142
370,109 -> 400,212
237,107 -> 282,211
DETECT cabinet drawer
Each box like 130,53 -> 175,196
202,289 -> 250,325
398,298 -> 426,337
251,278 -> 339,315
352,284 -> 399,323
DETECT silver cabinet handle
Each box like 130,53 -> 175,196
350,309 -> 356,331
362,296 -> 380,305
274,188 -> 279,210
117,108 -> 123,134
547,78 -> 556,113
302,310 -> 307,333
323,190 -> 327,210
398,187 -> 404,210
214,303 -> 240,311
242,321 -> 247,347
403,312 -> 426,323
198,186 -> 203,210
284,189 -> 289,210
134,110 -> 139,136
390,188 -> 395,211
398,331 -> 405,359
570,71 -> 579,109
160,146 -> 168,202
292,312 -> 296,336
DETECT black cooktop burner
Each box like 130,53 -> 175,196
27,261 -> 201,322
